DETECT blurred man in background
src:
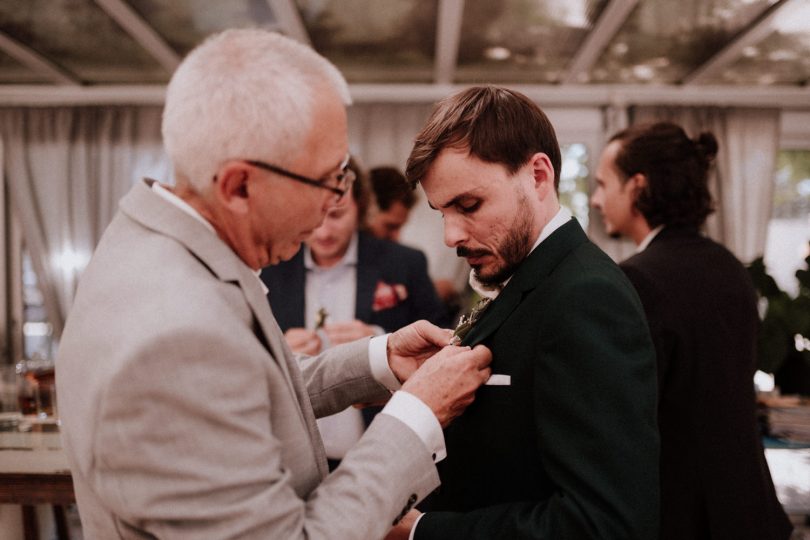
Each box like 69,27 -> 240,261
366,166 -> 417,242
261,159 -> 447,469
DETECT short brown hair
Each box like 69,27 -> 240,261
406,86 -> 561,190
369,167 -> 416,211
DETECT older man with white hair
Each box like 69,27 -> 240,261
56,29 -> 491,539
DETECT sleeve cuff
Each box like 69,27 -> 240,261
408,512 -> 425,540
381,391 -> 446,463
369,334 -> 401,391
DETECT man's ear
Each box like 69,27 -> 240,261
629,173 -> 648,196
528,152 -> 555,199
213,162 -> 252,214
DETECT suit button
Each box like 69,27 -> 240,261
408,494 -> 417,504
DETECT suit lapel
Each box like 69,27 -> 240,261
264,251 -> 306,330
355,234 -> 378,322
120,180 -> 306,413
463,218 -> 588,346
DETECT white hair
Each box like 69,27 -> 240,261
162,29 -> 351,191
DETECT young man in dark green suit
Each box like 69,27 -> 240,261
388,86 -> 660,539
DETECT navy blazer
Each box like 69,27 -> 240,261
260,232 -> 447,333
621,226 -> 792,540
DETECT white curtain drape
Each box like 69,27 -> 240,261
348,103 -> 471,293
632,106 -> 780,263
0,106 -> 168,338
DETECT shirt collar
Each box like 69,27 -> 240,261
469,206 -> 572,300
304,232 -> 359,271
151,182 -> 216,235
636,225 -> 664,253
150,181 -> 268,294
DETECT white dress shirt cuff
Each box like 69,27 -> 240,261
368,334 -> 402,391
381,391 -> 446,463
408,513 -> 426,540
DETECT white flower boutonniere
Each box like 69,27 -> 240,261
452,297 -> 493,344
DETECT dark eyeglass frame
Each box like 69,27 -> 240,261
244,155 -> 355,201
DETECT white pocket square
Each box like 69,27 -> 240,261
485,374 -> 511,386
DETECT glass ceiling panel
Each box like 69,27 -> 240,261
457,0 -> 609,84
0,0 -> 168,83
0,50 -> 52,84
707,1 -> 810,85
127,0 -> 279,57
590,0 -> 779,84
296,0 -> 437,83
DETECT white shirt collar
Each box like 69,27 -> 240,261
469,206 -> 572,300
151,182 -> 216,235
150,181 -> 268,294
636,225 -> 664,253
304,232 -> 359,271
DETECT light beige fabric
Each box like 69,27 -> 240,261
56,180 -> 439,539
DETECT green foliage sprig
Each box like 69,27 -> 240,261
747,247 -> 810,374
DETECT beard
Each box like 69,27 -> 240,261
459,194 -> 535,287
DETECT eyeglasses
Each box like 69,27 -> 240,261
244,154 -> 356,202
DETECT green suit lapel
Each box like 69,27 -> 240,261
463,218 -> 588,346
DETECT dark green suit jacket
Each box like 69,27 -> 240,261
416,219 -> 660,539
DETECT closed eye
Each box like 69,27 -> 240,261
458,201 -> 481,214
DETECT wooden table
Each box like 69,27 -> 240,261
0,428 -> 74,540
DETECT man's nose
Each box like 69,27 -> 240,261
589,191 -> 601,209
443,216 -> 467,248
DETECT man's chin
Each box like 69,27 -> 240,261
472,266 -> 508,288
272,242 -> 304,265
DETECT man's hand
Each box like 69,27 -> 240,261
402,344 -> 491,427
384,510 -> 422,540
323,320 -> 376,345
284,328 -> 322,355
387,320 -> 454,383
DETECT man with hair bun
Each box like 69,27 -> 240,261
591,121 -> 792,540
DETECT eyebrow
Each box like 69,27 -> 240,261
428,189 -> 481,211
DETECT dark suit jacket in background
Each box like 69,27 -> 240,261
621,226 -> 792,540
417,219 -> 660,540
261,232 -> 447,334
261,232 -> 447,426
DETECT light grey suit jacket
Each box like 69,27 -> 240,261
56,180 -> 439,539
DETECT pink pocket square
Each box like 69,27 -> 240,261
372,281 -> 408,312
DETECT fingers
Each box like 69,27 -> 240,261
413,320 -> 454,347
469,344 -> 493,370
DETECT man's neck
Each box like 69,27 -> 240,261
629,219 -> 653,246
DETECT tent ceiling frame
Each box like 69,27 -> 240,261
562,0 -> 640,84
0,31 -> 80,86
1,83 -> 807,109
93,0 -> 181,72
683,0 -> 797,85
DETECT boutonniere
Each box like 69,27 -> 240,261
372,280 -> 408,312
452,297 -> 493,344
